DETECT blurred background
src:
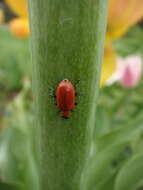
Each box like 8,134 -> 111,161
0,0 -> 143,189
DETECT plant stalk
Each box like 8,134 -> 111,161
29,0 -> 108,189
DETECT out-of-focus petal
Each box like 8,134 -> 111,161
0,8 -> 4,24
5,0 -> 28,18
9,18 -> 29,39
117,56 -> 142,87
107,0 -> 143,39
100,43 -> 116,87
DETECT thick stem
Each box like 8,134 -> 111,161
29,0 -> 108,189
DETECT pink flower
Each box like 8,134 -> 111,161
117,56 -> 142,88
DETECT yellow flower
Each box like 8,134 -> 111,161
107,0 -> 143,39
101,0 -> 143,87
5,0 -> 28,18
0,8 -> 4,24
10,18 -> 29,38
100,42 -> 116,87
5,0 -> 29,38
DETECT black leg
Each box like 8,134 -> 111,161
62,116 -> 69,119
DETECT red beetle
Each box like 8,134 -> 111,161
56,79 -> 76,118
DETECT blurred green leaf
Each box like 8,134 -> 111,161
0,88 -> 39,190
94,107 -> 111,138
98,80 -> 143,131
0,27 -> 30,92
113,26 -> 143,56
96,172 -> 116,190
81,142 -> 130,190
0,181 -> 21,190
96,120 -> 143,151
115,153 -> 143,190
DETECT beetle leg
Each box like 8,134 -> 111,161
49,94 -> 56,98
62,116 -> 69,119
57,110 -> 60,114
74,79 -> 80,87
48,86 -> 55,97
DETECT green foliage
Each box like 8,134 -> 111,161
115,153 -> 143,190
0,26 -> 39,190
0,80 -> 39,190
82,142 -> 130,190
98,80 -> 143,128
0,27 -> 30,92
0,27 -> 30,126
82,110 -> 143,190
113,26 -> 143,57
0,182 -> 21,190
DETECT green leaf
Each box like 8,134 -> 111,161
0,92 -> 39,190
94,107 -> 111,138
0,28 -> 30,91
81,142 -> 129,190
0,181 -> 21,190
95,121 -> 143,151
97,172 -> 116,190
115,153 -> 143,190
113,26 -> 143,56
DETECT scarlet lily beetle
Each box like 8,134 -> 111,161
56,79 -> 76,118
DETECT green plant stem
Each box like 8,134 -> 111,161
29,0 -> 108,189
